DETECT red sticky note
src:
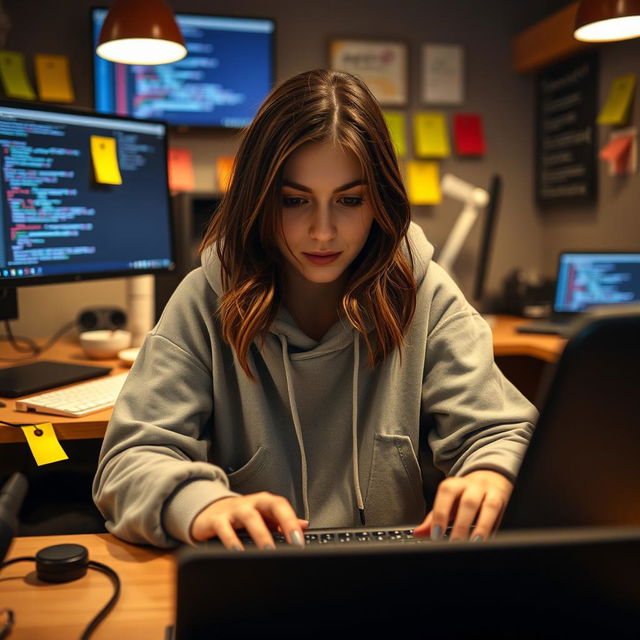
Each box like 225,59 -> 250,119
453,113 -> 486,156
168,147 -> 195,192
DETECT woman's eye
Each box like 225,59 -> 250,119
282,196 -> 307,208
338,196 -> 364,207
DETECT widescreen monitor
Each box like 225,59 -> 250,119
0,101 -> 174,291
91,9 -> 275,129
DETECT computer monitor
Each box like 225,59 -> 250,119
91,9 -> 275,129
0,100 -> 174,387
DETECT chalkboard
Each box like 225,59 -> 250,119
535,52 -> 599,207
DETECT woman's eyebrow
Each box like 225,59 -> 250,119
282,179 -> 367,193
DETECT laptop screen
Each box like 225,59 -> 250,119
554,253 -> 640,313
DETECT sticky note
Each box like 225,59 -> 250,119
414,112 -> 450,158
383,111 -> 407,158
90,136 -> 122,185
407,161 -> 441,205
597,74 -> 636,126
34,54 -> 75,103
168,147 -> 195,191
453,113 -> 486,156
216,156 -> 234,193
0,50 -> 36,100
21,423 -> 69,466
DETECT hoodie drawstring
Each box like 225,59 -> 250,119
351,331 -> 366,524
279,330 -> 365,525
280,334 -> 310,521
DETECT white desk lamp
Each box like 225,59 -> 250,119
437,173 -> 490,275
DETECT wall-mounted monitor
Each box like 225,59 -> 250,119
91,9 -> 275,129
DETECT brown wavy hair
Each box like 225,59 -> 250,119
200,69 -> 416,380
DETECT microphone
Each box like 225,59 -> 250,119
0,472 -> 28,562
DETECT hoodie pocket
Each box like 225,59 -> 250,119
365,433 -> 426,525
227,447 -> 271,494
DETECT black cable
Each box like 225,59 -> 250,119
81,561 -> 121,640
0,319 -> 78,362
0,554 -> 121,639
0,607 -> 15,640
2,321 -> 39,355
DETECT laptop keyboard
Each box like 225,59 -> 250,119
207,526 -> 454,549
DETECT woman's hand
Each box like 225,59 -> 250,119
413,470 -> 513,542
190,491 -> 308,550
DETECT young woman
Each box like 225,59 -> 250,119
93,69 -> 537,550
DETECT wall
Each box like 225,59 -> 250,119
3,0 -> 564,337
539,37 -> 640,273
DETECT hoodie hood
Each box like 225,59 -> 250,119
201,221 -> 435,351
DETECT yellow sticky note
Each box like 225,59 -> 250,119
414,112 -> 450,158
407,161 -> 441,205
34,54 -> 75,103
21,423 -> 69,466
383,111 -> 407,158
597,74 -> 636,126
91,136 -> 122,185
0,50 -> 36,100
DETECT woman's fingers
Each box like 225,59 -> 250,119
468,492 -> 507,542
449,486 -> 484,540
255,493 -> 305,546
428,478 -> 464,540
191,492 -> 306,549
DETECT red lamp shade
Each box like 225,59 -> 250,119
96,0 -> 187,65
574,0 -> 640,41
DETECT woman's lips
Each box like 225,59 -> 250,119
303,252 -> 341,265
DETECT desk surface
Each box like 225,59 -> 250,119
0,316 -> 565,444
1,533 -> 173,640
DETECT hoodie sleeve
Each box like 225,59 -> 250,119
421,268 -> 538,484
92,271 -> 238,548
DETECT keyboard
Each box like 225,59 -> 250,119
15,372 -> 129,417
204,525 -> 455,549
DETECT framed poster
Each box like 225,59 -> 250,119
535,52 -> 599,207
329,39 -> 408,106
421,44 -> 464,105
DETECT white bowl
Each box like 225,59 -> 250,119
80,330 -> 132,359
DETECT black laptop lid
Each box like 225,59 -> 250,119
502,308 -> 640,529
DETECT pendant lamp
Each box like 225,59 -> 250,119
96,0 -> 187,65
574,0 -> 640,42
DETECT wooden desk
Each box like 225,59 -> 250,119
0,340 -> 130,444
0,318 -> 566,444
0,533 -> 174,639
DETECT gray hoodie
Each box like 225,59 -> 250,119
93,222 -> 537,548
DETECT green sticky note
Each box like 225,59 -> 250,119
383,111 -> 407,158
597,74 -> 636,126
0,50 -> 36,100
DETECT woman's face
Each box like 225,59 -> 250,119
277,141 -> 375,286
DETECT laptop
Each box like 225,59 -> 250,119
170,309 -> 640,639
516,251 -> 640,335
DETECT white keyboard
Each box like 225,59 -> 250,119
15,372 -> 129,418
